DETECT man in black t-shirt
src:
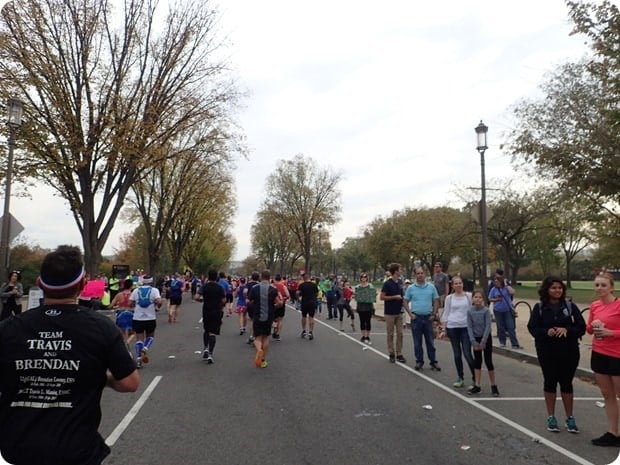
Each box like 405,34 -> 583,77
297,273 -> 319,340
196,269 -> 226,364
0,245 -> 139,465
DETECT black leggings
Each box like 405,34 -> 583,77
473,336 -> 494,370
358,311 -> 372,331
538,346 -> 579,393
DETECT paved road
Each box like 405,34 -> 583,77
71,295 -> 620,465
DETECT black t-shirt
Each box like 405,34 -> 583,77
0,304 -> 136,465
199,282 -> 225,313
298,281 -> 319,306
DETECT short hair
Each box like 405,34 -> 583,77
387,263 -> 401,275
261,269 -> 271,281
37,245 -> 85,299
123,279 -> 134,290
208,270 -> 218,281
251,271 -> 260,281
219,271 -> 226,279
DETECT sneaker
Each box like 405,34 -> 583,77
396,355 -> 407,363
592,432 -> 620,446
247,336 -> 255,345
141,347 -> 149,364
360,337 -> 366,343
468,385 -> 481,395
308,332 -> 314,340
272,331 -> 279,339
206,355 -> 214,364
430,362 -> 441,371
491,385 -> 500,397
499,343 -> 506,348
301,330 -> 307,339
239,328 -> 245,336
365,338 -> 372,345
202,349 -> 209,360
167,315 -> 173,324
389,353 -> 396,363
511,345 -> 524,349
453,378 -> 465,388
273,335 -> 281,342
566,416 -> 579,434
254,348 -> 264,368
260,360 -> 268,368
414,362 -> 423,371
136,358 -> 143,369
547,416 -> 560,432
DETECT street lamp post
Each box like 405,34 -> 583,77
475,120 -> 489,300
0,98 -> 23,277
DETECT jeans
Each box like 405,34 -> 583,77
446,327 -> 475,380
493,310 -> 520,347
411,315 -> 437,364
384,314 -> 403,355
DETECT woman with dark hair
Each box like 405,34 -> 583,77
0,271 -> 23,320
527,276 -> 585,434
488,275 -> 522,348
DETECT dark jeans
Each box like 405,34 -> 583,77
446,327 -> 475,380
326,294 -> 337,318
411,315 -> 437,365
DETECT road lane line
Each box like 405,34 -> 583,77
106,375 -> 163,447
309,308 -> 597,465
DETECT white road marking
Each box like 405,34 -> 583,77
106,375 -> 163,447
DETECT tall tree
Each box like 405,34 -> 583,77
262,155 -> 342,273
0,0 -> 240,274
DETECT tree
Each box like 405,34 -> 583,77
506,60 -> 620,209
0,0 -> 241,274
336,237 -> 374,279
262,155 -> 342,273
251,207 -> 301,274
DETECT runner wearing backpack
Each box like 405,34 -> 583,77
130,276 -> 162,368
167,274 -> 184,323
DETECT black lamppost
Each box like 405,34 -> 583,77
0,98 -> 23,277
475,120 -> 489,299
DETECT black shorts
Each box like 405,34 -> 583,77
226,294 -> 233,303
203,310 -> 224,335
169,296 -> 182,305
253,320 -> 273,337
132,319 -> 156,335
301,304 -> 316,318
591,351 -> 620,376
274,306 -> 286,319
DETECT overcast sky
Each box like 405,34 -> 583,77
5,0 -> 589,263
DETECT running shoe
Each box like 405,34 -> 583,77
273,335 -> 281,342
300,330 -> 307,339
592,432 -> 620,446
206,355 -> 214,364
136,358 -> 143,369
389,353 -> 396,363
491,385 -> 500,397
566,416 -> 579,434
547,416 -> 560,432
453,378 -> 465,388
308,332 -> 314,340
260,360 -> 268,368
430,362 -> 441,371
396,355 -> 406,363
254,348 -> 264,368
468,385 -> 481,395
167,315 -> 173,324
202,349 -> 209,361
414,362 -> 423,371
141,347 -> 149,364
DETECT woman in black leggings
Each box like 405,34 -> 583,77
527,276 -> 585,434
354,273 -> 376,344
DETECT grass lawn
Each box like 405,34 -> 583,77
513,281 -> 595,307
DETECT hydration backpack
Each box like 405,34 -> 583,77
137,287 -> 152,308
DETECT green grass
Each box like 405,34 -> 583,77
513,281 -> 595,307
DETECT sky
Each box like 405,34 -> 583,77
2,0 -> 592,262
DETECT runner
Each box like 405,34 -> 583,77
271,274 -> 290,341
110,278 -> 135,348
129,276 -> 162,368
247,270 -> 281,368
196,270 -> 225,364
234,277 -> 249,335
297,272 -> 318,340
167,273 -> 184,323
